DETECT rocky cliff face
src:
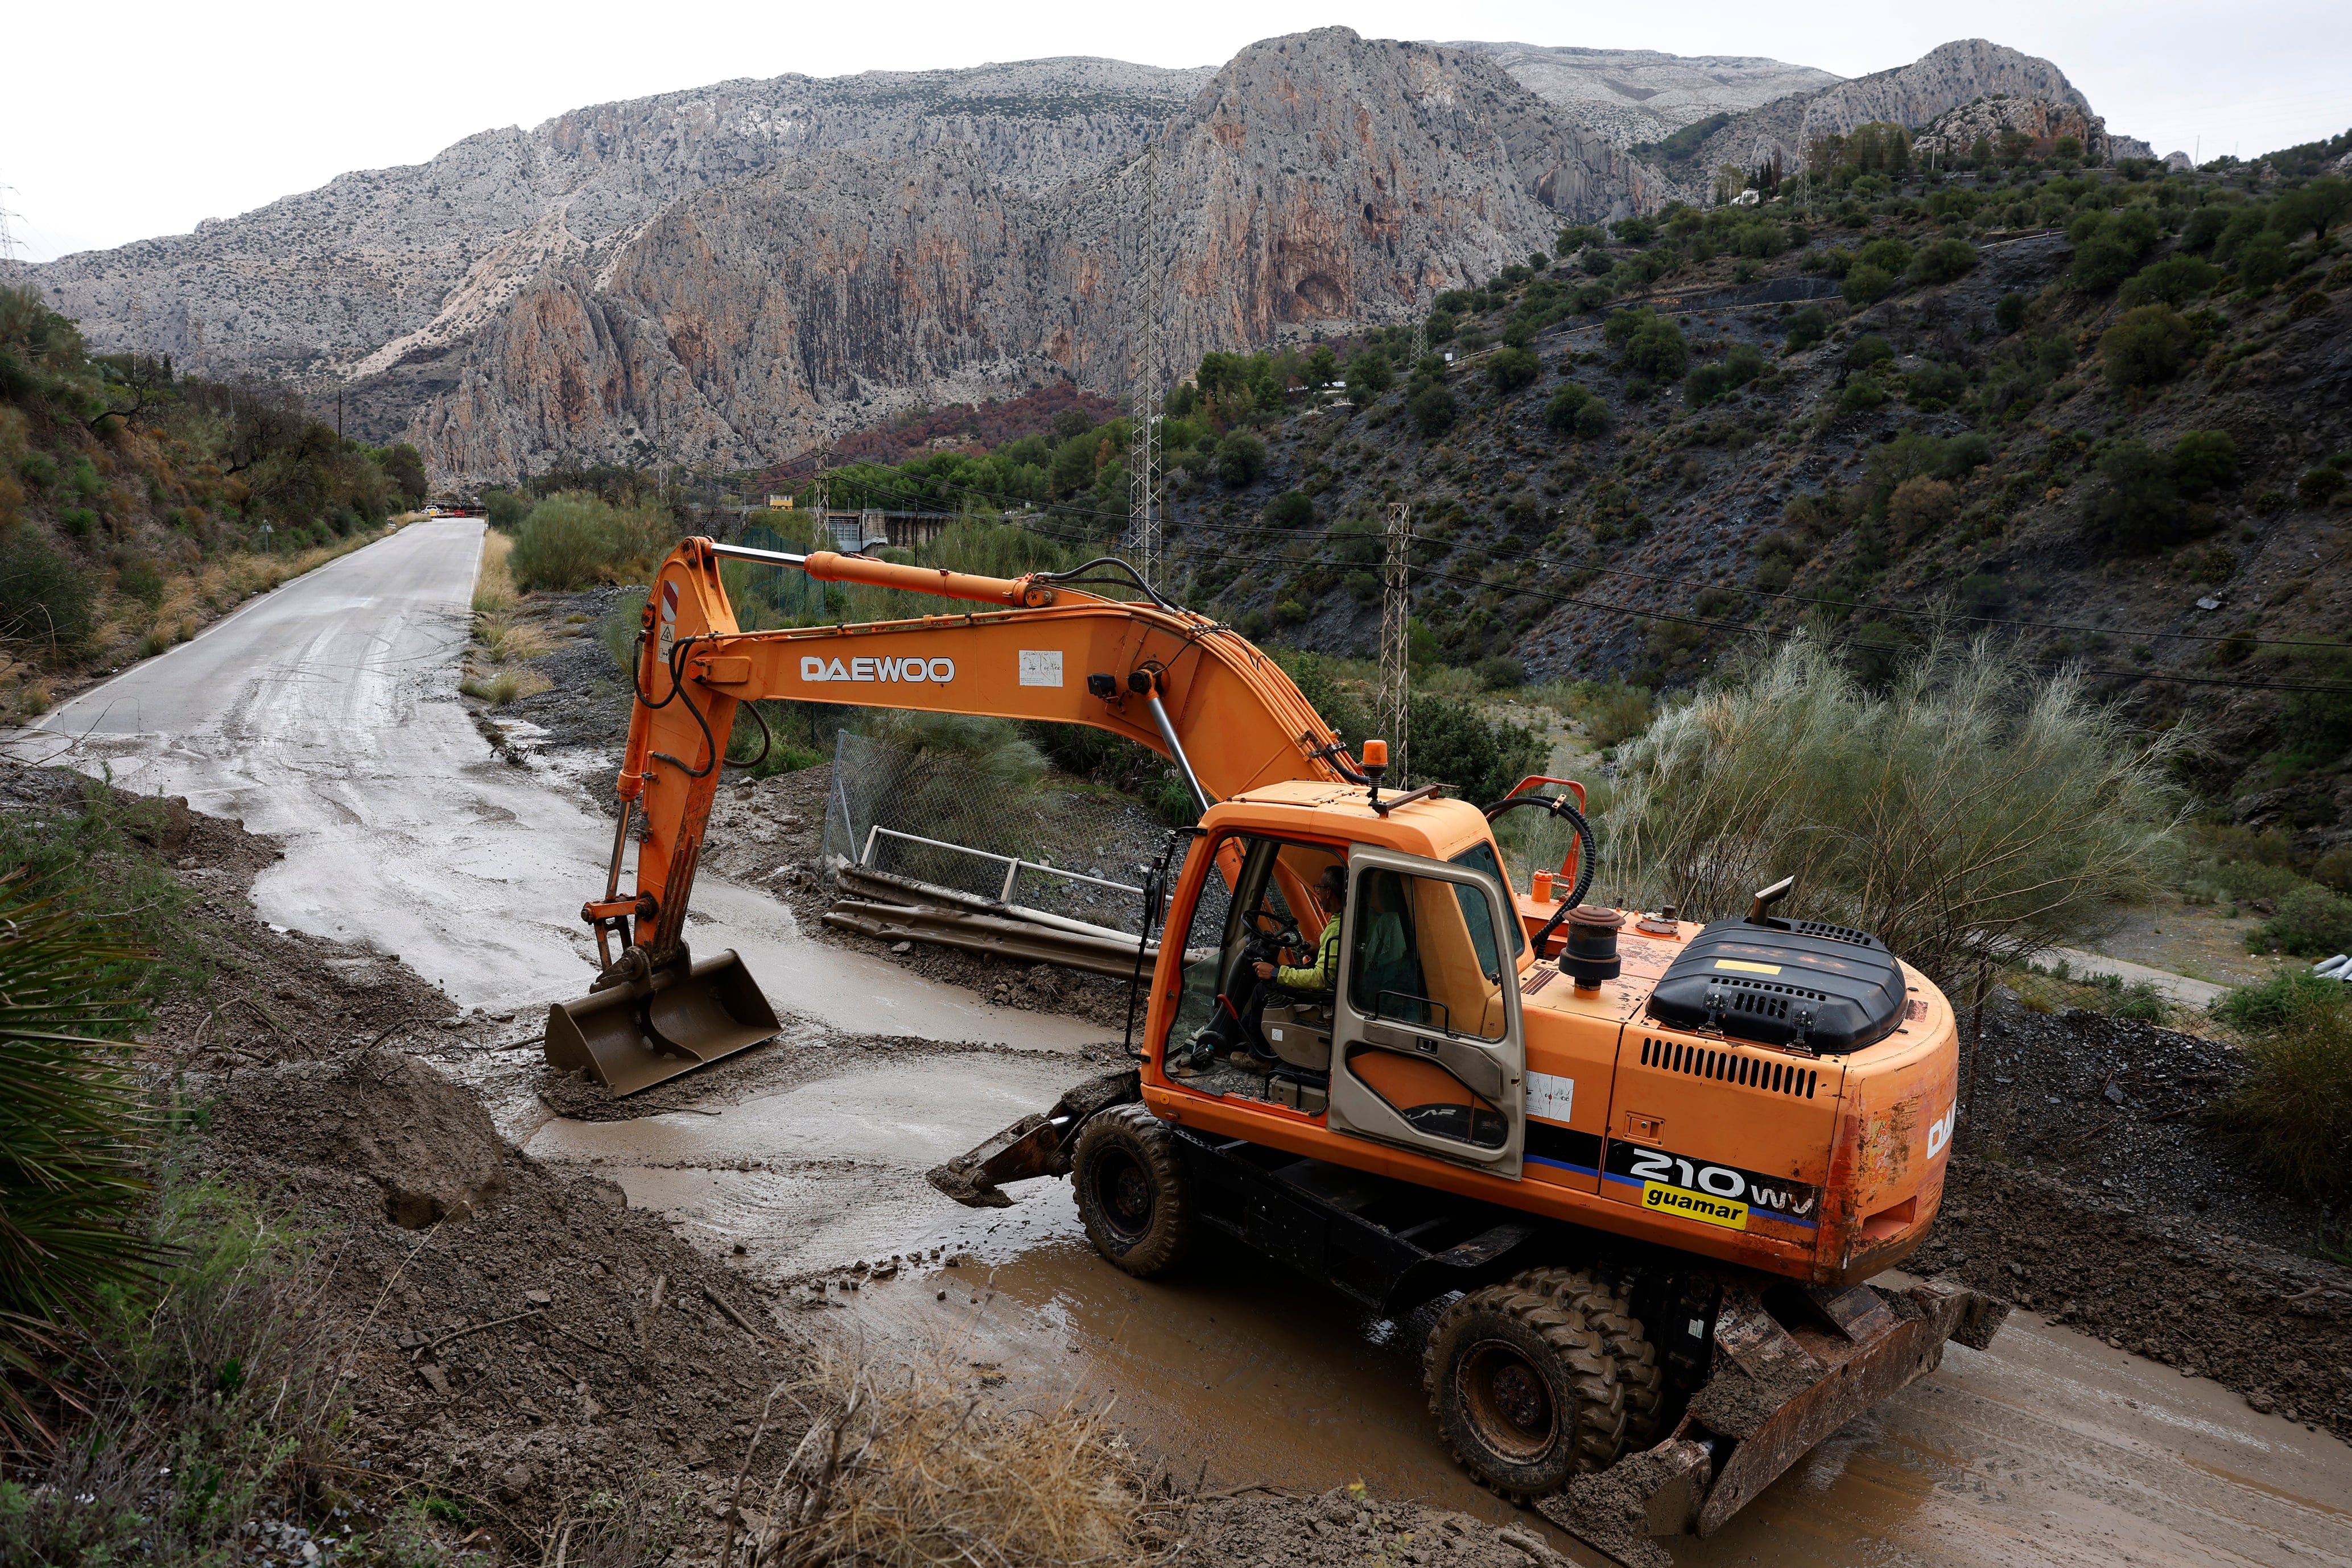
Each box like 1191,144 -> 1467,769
1670,39 -> 2126,200
407,29 -> 1655,484
1913,97 -> 2114,162
1449,43 -> 1841,147
25,57 -> 1210,382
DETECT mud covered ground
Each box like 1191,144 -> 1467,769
1920,998 -> 2351,1443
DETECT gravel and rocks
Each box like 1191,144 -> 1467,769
1913,996 -> 2352,1443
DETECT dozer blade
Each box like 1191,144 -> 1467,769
1541,1276 -> 2008,1566
545,948 -> 782,1097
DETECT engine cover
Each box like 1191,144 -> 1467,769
1645,919 -> 1907,1054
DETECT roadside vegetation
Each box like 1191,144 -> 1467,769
2206,970 -> 2351,1212
0,286 -> 426,709
1602,633 -> 2182,988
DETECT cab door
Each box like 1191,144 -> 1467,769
1326,846 -> 1525,1177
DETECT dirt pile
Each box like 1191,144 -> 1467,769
211,1051 -> 508,1229
5,760 -> 816,1554
1170,1484 -> 1575,1567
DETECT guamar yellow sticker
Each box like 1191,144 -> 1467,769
1713,959 -> 1782,975
1642,1183 -> 1749,1230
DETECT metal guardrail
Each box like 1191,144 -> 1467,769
859,824 -> 1144,905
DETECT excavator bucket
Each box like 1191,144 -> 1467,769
544,948 -> 781,1096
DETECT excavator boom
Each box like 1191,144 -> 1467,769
548,538 -> 1361,1094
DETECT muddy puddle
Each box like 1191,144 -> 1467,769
528,1051 -> 2352,1566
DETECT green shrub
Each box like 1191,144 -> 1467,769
2259,885 -> 2352,956
2206,1008 -> 2351,1199
2236,228 -> 2293,290
1405,691 -> 1544,801
57,506 -> 96,538
1346,351 -> 1393,396
1845,335 -> 1895,373
1907,238 -> 1978,285
509,492 -> 673,592
1487,347 -> 1541,394
1842,264 -> 1896,308
116,558 -> 166,610
1572,680 -> 1652,746
15,452 -> 57,490
2070,208 -> 2160,290
2286,289 -> 2332,323
2120,255 -> 2222,308
1205,431 -> 1264,488
1784,307 -> 1830,351
1615,313 -> 1687,379
0,530 -> 98,649
1839,377 -> 1890,414
2215,969 -> 2347,1033
2101,304 -> 2198,390
2298,467 -> 2347,507
2086,438 -> 2197,552
1544,383 -> 1611,436
1994,292 -> 2029,333
1408,383 -> 1456,437
1265,489 -> 1314,529
2171,430 -> 2239,494
1474,654 -> 1526,691
1858,238 -> 1913,274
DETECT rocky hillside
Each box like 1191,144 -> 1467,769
1162,157 -> 2352,849
25,32 -> 2156,490
405,30 -> 1649,483
1445,43 -> 1841,148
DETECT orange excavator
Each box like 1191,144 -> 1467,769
545,537 -> 2003,1563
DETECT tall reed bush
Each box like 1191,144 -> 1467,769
1602,633 -> 2183,986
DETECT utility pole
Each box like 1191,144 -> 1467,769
812,440 -> 831,545
1377,501 -> 1411,783
1128,144 -> 1163,587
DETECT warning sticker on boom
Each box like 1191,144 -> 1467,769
1018,650 -> 1064,687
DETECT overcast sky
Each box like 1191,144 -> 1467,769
4,1 -> 2344,263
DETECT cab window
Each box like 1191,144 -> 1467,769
1447,839 -> 1524,968
1347,866 -> 1509,1041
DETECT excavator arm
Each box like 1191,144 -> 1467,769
548,537 -> 1368,1094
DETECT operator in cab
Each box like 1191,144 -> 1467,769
1175,864 -> 1348,1076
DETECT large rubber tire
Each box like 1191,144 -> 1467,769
1422,1285 -> 1624,1500
1071,1104 -> 1195,1278
1518,1266 -> 1666,1454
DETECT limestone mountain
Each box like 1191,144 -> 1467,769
24,56 -> 1213,384
1670,40 -> 2127,198
408,30 -> 1651,482
1446,43 -> 1841,148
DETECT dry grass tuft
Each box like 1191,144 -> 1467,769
474,530 -> 517,614
747,1347 -> 1160,1567
473,608 -> 551,664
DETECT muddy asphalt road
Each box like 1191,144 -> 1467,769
26,521 -> 2352,1565
23,519 -> 1096,1047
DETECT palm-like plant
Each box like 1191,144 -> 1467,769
0,885 -> 156,1439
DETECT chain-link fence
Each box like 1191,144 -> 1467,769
822,730 -> 1168,934
735,523 -> 829,619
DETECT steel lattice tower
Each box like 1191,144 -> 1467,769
1128,146 -> 1163,586
1378,502 -> 1411,782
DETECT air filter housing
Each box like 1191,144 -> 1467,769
1645,919 -> 1907,1054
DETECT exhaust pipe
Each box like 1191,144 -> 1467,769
545,947 -> 781,1096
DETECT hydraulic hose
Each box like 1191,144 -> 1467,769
722,699 -> 773,773
649,636 -> 718,779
